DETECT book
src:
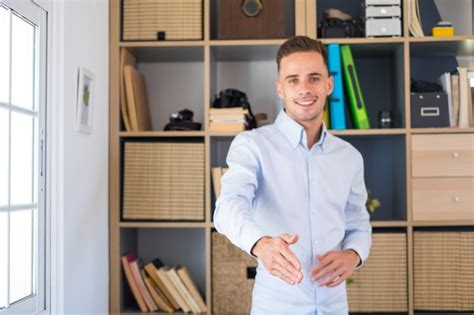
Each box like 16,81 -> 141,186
209,107 -> 249,115
176,265 -> 207,312
144,260 -> 179,310
451,73 -> 460,127
209,122 -> 247,132
438,72 -> 453,127
167,267 -> 201,313
327,44 -> 347,130
124,65 -> 152,131
120,49 -> 136,132
458,67 -> 470,128
408,0 -> 424,36
121,254 -> 148,312
142,271 -> 174,313
157,267 -> 191,312
340,44 -> 370,129
211,167 -> 229,199
129,260 -> 158,311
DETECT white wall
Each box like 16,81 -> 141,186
51,0 -> 109,313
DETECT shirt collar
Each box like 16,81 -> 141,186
275,109 -> 329,151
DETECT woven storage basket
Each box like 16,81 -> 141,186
212,232 -> 257,314
122,0 -> 203,41
414,231 -> 474,311
347,233 -> 408,312
123,142 -> 204,220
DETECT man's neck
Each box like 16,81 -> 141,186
300,118 -> 323,149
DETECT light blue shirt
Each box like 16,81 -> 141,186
214,110 -> 372,315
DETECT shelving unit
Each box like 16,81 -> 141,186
110,0 -> 474,314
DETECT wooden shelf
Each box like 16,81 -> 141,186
409,128 -> 474,134
413,220 -> 474,227
209,39 -> 286,46
371,221 -> 408,227
331,128 -> 407,136
119,221 -> 208,228
119,131 -> 205,137
120,40 -> 205,47
320,37 -> 405,45
408,35 -> 474,43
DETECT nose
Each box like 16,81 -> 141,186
298,80 -> 312,95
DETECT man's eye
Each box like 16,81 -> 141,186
310,76 -> 320,83
289,78 -> 298,84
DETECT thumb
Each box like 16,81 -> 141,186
280,233 -> 299,244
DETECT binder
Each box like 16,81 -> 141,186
327,44 -> 347,130
340,45 -> 371,129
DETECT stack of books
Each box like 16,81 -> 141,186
121,254 -> 207,313
208,107 -> 250,132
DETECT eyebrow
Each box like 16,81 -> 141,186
284,72 -> 322,80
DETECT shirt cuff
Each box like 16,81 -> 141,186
240,224 -> 267,257
343,246 -> 365,270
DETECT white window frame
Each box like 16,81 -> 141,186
0,0 -> 47,314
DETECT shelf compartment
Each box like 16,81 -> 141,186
120,222 -> 209,228
340,134 -> 407,221
120,228 -> 206,313
415,0 -> 474,37
315,0 -> 404,39
209,0 -> 295,40
120,46 -> 204,132
413,229 -> 474,312
211,231 -> 256,314
120,138 -> 205,222
348,231 -> 408,313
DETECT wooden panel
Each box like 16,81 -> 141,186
412,134 -> 474,177
412,177 -> 474,221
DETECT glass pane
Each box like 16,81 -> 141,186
0,212 -> 7,308
0,6 -> 10,103
10,112 -> 33,205
11,13 -> 34,110
0,109 -> 8,206
9,209 -> 33,303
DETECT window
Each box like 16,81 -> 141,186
0,0 -> 46,313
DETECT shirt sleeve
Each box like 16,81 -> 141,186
213,132 -> 267,256
342,152 -> 372,269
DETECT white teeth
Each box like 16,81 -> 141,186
295,99 -> 316,106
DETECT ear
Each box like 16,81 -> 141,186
276,79 -> 284,99
326,74 -> 334,96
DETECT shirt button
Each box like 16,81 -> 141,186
312,208 -> 317,213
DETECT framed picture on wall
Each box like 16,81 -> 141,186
76,67 -> 95,134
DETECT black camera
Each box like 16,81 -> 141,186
213,88 -> 257,129
164,108 -> 202,131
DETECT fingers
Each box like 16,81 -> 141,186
317,267 -> 345,287
311,252 -> 337,280
280,233 -> 298,245
327,271 -> 350,287
272,252 -> 303,283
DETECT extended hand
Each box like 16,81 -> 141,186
310,249 -> 360,287
251,233 -> 303,285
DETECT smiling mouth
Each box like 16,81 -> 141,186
294,98 -> 317,106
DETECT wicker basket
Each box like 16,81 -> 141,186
414,231 -> 474,311
212,232 -> 257,314
122,0 -> 203,41
347,233 -> 408,312
122,141 -> 204,220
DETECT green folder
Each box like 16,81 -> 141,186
340,45 -> 370,129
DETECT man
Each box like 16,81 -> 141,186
213,36 -> 372,315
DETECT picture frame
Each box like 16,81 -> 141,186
76,67 -> 95,134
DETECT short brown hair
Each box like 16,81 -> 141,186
276,36 -> 328,72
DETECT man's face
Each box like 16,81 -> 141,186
276,51 -> 333,126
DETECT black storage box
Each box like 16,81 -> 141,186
411,92 -> 450,128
